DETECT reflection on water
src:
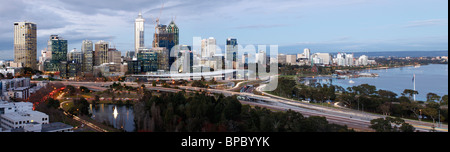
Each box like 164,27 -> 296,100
90,104 -> 135,132
300,64 -> 448,101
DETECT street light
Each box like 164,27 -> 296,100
419,109 -> 422,121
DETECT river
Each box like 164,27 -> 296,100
302,64 -> 448,101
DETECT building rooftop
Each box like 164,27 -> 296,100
1,111 -> 48,121
41,122 -> 73,132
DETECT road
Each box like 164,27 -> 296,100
46,80 -> 448,132
57,92 -> 108,132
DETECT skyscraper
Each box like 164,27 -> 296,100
135,11 -> 145,52
152,19 -> 180,69
14,22 -> 37,70
68,48 -> 83,64
207,37 -> 216,58
226,38 -> 238,69
94,40 -> 109,66
48,35 -> 67,62
137,48 -> 158,72
82,40 -> 94,73
167,20 -> 179,46
44,35 -> 68,73
304,48 -> 310,61
107,48 -> 121,64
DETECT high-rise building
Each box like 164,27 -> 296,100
335,53 -> 354,66
94,40 -> 109,66
311,53 -> 332,65
48,35 -> 68,62
67,48 -> 83,78
14,22 -> 37,70
173,45 -> 193,73
358,55 -> 369,66
207,37 -> 216,58
304,48 -> 310,60
167,20 -> 179,46
137,48 -> 158,72
68,48 -> 83,64
226,38 -> 238,69
81,40 -> 94,73
125,51 -> 135,59
38,49 -> 51,72
201,39 -> 208,57
107,48 -> 121,64
44,35 -> 68,73
153,24 -> 176,67
256,51 -> 267,65
153,47 -> 169,71
135,12 -> 145,52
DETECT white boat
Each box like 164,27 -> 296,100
349,80 -> 355,84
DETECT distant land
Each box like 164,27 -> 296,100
276,50 -> 448,58
341,50 -> 448,58
0,50 -> 447,61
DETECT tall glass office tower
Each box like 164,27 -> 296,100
14,22 -> 37,70
82,40 -> 94,73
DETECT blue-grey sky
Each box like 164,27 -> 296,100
0,0 -> 447,60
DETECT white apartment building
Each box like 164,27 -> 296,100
311,53 -> 332,65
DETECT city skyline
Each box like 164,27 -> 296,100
0,0 -> 448,60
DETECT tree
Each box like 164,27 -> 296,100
377,89 -> 398,102
46,98 -> 60,109
370,117 -> 415,132
402,89 -> 419,101
423,102 -> 440,124
379,102 -> 391,116
72,98 -> 90,116
426,93 -> 441,103
400,99 -> 421,120
441,95 -> 448,105
65,85 -> 77,96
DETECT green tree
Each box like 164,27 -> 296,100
402,89 -> 419,101
426,93 -> 441,103
370,117 -> 415,132
46,98 -> 60,109
441,95 -> 448,105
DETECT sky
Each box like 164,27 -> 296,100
0,0 -> 447,60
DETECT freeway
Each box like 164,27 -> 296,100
45,80 -> 447,132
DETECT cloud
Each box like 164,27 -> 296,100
403,19 -> 448,28
232,24 -> 288,29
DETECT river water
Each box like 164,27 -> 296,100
302,64 -> 448,101
89,104 -> 135,132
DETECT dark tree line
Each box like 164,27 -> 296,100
271,77 -> 448,124
133,91 -> 353,132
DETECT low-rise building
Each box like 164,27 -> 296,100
0,101 -> 73,132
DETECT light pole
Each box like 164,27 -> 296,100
419,109 -> 422,121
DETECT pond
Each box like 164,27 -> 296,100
89,104 -> 135,132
